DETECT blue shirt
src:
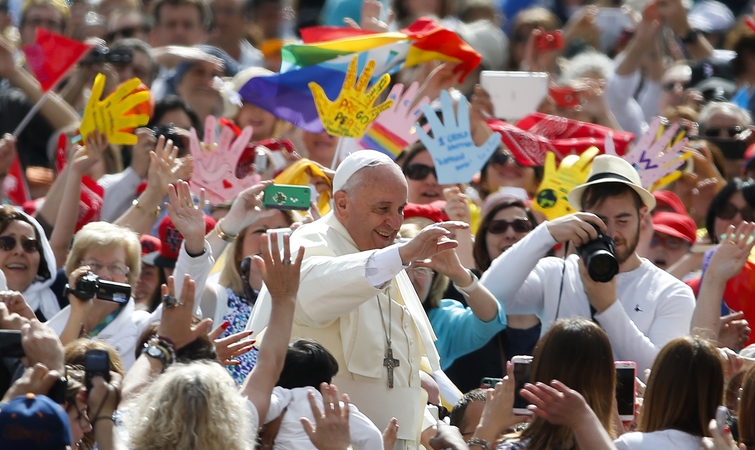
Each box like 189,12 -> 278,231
427,298 -> 507,370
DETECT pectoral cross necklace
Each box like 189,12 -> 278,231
377,293 -> 399,388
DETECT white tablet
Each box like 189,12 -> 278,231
480,71 -> 549,121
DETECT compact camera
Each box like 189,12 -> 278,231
82,45 -> 133,65
69,272 -> 131,303
576,223 -> 619,283
150,124 -> 185,153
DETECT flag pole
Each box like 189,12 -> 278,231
330,136 -> 345,170
12,91 -> 50,137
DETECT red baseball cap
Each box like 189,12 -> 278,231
143,214 -> 216,268
140,235 -> 162,258
653,212 -> 697,245
652,190 -> 687,216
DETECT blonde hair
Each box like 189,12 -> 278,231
219,210 -> 297,296
64,222 -> 142,289
21,0 -> 70,21
129,361 -> 255,450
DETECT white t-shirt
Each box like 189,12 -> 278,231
265,386 -> 383,450
614,429 -> 702,450
481,223 -> 696,379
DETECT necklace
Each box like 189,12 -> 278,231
377,291 -> 399,388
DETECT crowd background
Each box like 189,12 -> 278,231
1,0 -> 755,448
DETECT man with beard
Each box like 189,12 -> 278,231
481,155 -> 695,378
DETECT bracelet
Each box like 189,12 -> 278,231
93,416 -> 115,426
467,438 -> 492,450
154,335 -> 177,354
455,269 -> 480,293
215,217 -> 238,242
132,199 -> 161,217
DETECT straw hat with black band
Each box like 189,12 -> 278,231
568,155 -> 656,212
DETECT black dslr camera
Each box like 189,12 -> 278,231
150,124 -> 185,153
576,223 -> 619,283
82,45 -> 133,66
68,272 -> 131,304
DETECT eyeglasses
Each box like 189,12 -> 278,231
650,234 -> 689,250
488,152 -> 521,167
410,266 -> 434,280
702,126 -> 744,139
487,218 -> 532,234
715,202 -> 755,222
0,235 -> 40,253
80,260 -> 130,277
404,163 -> 437,181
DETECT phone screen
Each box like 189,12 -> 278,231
616,366 -> 635,416
0,330 -> 24,357
513,361 -> 532,409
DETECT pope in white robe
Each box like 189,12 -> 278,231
247,151 -> 466,448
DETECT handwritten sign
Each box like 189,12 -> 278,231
79,74 -> 151,146
415,90 -> 500,185
308,56 -> 394,138
358,82 -> 430,159
532,148 -> 599,220
189,115 -> 261,205
607,117 -> 690,190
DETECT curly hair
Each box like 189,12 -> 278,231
129,361 -> 255,450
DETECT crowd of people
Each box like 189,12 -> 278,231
0,0 -> 755,448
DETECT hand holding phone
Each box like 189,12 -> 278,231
615,361 -> 637,422
263,184 -> 311,211
85,349 -> 111,391
0,330 -> 24,357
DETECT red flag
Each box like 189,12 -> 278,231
22,28 -> 91,92
300,26 -> 377,43
2,157 -> 31,206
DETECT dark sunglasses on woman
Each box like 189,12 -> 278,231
487,218 -> 532,234
404,163 -> 437,181
715,202 -> 755,222
488,152 -> 521,167
702,126 -> 744,139
0,235 -> 41,253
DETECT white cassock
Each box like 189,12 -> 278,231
247,212 -> 440,447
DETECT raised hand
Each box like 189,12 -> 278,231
70,131 -> 108,175
0,134 -> 18,176
607,117 -> 690,189
254,231 -> 304,301
308,56 -> 394,138
520,380 -> 593,428
706,222 -> 755,282
0,291 -> 35,320
166,180 -> 207,255
157,275 -> 213,349
358,82 -> 429,157
146,135 -> 179,193
415,90 -> 500,185
79,73 -> 151,145
189,115 -> 260,205
21,319 -> 65,372
222,181 -> 277,235
1,363 -> 63,403
301,383 -> 352,450
474,361 -> 519,443
532,149 -> 599,221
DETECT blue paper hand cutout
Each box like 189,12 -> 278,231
415,90 -> 500,185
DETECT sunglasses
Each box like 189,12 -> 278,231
702,126 -> 744,139
404,163 -> 437,181
487,218 -> 532,234
0,235 -> 40,253
716,202 -> 755,222
106,25 -> 147,42
488,152 -> 521,167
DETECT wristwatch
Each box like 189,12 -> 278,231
680,28 -> 699,44
142,337 -> 175,368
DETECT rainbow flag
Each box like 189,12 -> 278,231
358,121 -> 409,159
239,18 -> 480,134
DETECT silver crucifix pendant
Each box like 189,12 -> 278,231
383,347 -> 400,388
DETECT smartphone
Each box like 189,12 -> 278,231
716,405 -> 728,435
549,85 -> 581,109
479,71 -> 549,120
512,355 -> 533,415
0,330 -> 24,357
47,377 -> 68,404
84,349 -> 111,391
263,184 -> 311,211
615,361 -> 637,422
536,30 -> 564,52
480,377 -> 502,389
254,149 -> 268,174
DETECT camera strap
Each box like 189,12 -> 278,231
87,304 -> 125,338
555,241 -> 600,326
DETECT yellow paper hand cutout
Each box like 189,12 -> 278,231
533,148 -> 600,221
308,56 -> 394,138
80,73 -> 151,146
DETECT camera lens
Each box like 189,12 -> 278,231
586,250 -> 619,283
